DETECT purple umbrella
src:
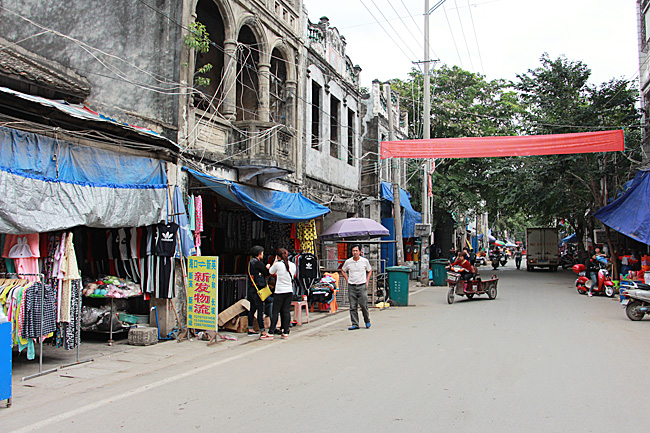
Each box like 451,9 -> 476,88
320,218 -> 390,239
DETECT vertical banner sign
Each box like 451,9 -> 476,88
187,256 -> 219,330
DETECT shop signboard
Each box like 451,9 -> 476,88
187,256 -> 219,330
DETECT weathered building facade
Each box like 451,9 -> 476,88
638,0 -> 650,157
301,16 -> 363,227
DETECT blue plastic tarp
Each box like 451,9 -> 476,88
381,181 -> 422,238
184,167 -> 330,223
594,170 -> 650,245
0,126 -> 168,234
560,233 -> 577,245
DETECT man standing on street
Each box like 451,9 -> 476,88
341,244 -> 372,330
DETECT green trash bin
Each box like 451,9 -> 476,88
386,266 -> 412,306
430,259 -> 449,286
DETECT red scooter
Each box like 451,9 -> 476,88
572,263 -> 615,297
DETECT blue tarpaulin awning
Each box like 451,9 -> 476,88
184,167 -> 330,223
380,181 -> 422,238
560,233 -> 577,245
594,170 -> 650,245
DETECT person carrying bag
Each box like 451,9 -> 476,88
247,245 -> 273,340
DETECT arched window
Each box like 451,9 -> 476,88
269,47 -> 287,125
193,0 -> 225,111
236,25 -> 260,121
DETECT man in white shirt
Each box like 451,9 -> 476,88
341,244 -> 372,330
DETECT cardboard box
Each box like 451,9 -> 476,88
221,316 -> 249,333
218,299 -> 250,326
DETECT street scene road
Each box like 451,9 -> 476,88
3,262 -> 648,433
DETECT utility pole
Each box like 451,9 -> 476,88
385,83 -> 404,266
420,0 -> 432,284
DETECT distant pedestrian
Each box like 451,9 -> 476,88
341,244 -> 372,330
268,248 -> 296,339
514,247 -> 523,270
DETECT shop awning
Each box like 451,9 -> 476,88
0,126 -> 168,234
380,130 -> 624,159
184,167 -> 330,223
594,170 -> 650,244
380,181 -> 422,238
560,233 -> 577,245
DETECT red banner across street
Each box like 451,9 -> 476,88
380,130 -> 625,159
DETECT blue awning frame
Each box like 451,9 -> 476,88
380,181 -> 422,238
183,167 -> 330,223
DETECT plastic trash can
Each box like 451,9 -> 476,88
430,259 -> 449,286
386,266 -> 412,306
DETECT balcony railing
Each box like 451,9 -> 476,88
230,121 -> 296,171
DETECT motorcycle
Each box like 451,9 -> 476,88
572,263 -> 615,297
499,253 -> 507,267
489,252 -> 500,270
620,281 -> 650,321
560,251 -> 577,269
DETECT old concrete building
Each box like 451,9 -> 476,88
301,16 -> 363,228
638,0 -> 650,157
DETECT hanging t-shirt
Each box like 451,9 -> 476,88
155,222 -> 179,257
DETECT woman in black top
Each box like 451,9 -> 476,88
248,245 -> 272,339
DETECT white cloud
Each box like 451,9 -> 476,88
303,0 -> 639,87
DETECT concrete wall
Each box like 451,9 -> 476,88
0,0 -> 184,139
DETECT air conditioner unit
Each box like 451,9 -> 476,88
414,223 -> 431,236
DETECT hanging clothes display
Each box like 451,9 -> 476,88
296,220 -> 317,254
153,221 -> 178,299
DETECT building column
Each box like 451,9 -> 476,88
222,39 -> 237,120
258,62 -> 270,122
284,79 -> 297,128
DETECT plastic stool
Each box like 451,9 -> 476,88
291,300 -> 309,325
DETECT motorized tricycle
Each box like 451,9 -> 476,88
446,266 -> 499,304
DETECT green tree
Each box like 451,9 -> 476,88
511,53 -> 642,259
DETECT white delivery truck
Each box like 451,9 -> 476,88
526,227 -> 560,272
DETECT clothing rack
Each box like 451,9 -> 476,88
1,272 -> 93,381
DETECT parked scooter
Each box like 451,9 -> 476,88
572,263 -> 615,297
620,281 -> 650,321
560,251 -> 577,269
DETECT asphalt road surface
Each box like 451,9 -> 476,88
3,261 -> 650,432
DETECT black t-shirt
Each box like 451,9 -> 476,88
154,222 -> 179,257
248,257 -> 269,288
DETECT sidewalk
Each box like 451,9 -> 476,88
4,280 -> 425,411
6,308 -> 340,405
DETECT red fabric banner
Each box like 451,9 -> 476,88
380,130 -> 624,159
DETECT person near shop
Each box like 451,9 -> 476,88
446,253 -> 473,281
587,247 -> 607,297
341,245 -> 372,330
448,248 -> 457,264
268,248 -> 296,339
514,247 -> 523,270
248,245 -> 273,340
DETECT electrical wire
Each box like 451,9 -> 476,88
452,0 -> 475,72
465,0 -> 485,74
442,3 -> 464,69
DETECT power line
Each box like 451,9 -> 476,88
442,3 -> 464,68
452,0 -> 475,72
465,0 -> 485,74
358,0 -> 420,66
